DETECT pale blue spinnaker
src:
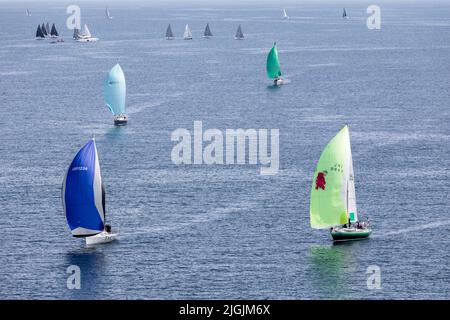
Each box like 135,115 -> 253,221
104,64 -> 126,115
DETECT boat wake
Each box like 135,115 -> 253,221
374,220 -> 450,238
120,202 -> 258,238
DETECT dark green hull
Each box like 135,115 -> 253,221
331,228 -> 372,241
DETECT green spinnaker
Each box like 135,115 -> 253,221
266,43 -> 281,79
310,126 -> 351,229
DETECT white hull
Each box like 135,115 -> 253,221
114,114 -> 128,125
85,231 -> 118,245
274,78 -> 284,86
76,37 -> 99,42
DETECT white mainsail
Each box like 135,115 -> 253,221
282,8 -> 289,19
346,147 -> 358,222
183,24 -> 192,39
81,24 -> 92,38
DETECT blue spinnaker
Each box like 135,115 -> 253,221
62,139 -> 105,237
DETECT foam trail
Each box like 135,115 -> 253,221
121,203 -> 258,238
374,220 -> 450,238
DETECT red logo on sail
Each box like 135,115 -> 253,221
315,171 -> 327,190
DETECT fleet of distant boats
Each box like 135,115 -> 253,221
32,7 -> 350,43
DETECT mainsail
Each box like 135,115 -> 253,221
183,24 -> 192,39
104,64 -> 126,116
62,139 -> 105,237
41,23 -> 48,36
50,24 -> 59,37
26,9 -> 31,16
105,7 -> 113,19
266,42 -> 282,79
282,8 -> 289,19
310,126 -> 357,229
343,8 -> 347,18
45,22 -> 50,34
36,25 -> 45,38
235,24 -> 244,39
73,28 -> 80,39
204,23 -> 213,37
81,24 -> 92,38
166,24 -> 174,39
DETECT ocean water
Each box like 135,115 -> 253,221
0,1 -> 449,299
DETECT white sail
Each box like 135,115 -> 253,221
82,24 -> 92,38
183,24 -> 192,39
347,147 -> 358,222
105,7 -> 113,19
282,8 -> 289,19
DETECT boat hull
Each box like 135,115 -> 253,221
114,115 -> 128,126
76,37 -> 99,42
331,228 -> 372,241
85,231 -> 118,245
274,78 -> 284,86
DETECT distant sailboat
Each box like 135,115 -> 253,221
235,24 -> 244,40
76,24 -> 99,42
342,8 -> 348,19
26,9 -> 31,17
50,24 -> 59,37
62,138 -> 118,246
105,6 -> 113,19
35,25 -> 45,40
310,126 -> 372,241
282,8 -> 289,19
266,42 -> 283,85
203,23 -> 213,38
105,64 -> 128,125
183,24 -> 192,40
165,24 -> 174,40
73,28 -> 80,40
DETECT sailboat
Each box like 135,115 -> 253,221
203,23 -> 213,38
165,24 -> 174,40
342,8 -> 349,19
76,24 -> 99,42
266,42 -> 283,86
235,24 -> 244,40
282,8 -> 289,19
183,24 -> 192,40
35,25 -> 45,40
105,64 -> 128,125
62,138 -> 118,246
310,126 -> 372,242
50,23 -> 59,38
73,28 -> 80,40
26,9 -> 31,17
105,6 -> 113,19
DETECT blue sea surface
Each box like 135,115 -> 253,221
0,1 -> 449,299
